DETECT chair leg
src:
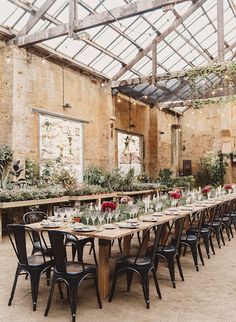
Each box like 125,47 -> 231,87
152,269 -> 162,299
202,234 -> 210,259
8,266 -> 21,306
94,273 -> 102,308
118,238 -> 123,253
229,223 -> 234,238
220,229 -> 225,245
68,283 -> 78,322
141,274 -> 150,309
182,244 -> 187,257
71,244 -> 77,261
167,257 -> 176,288
30,270 -> 41,311
209,235 -> 215,255
197,244 -> 204,266
109,266 -> 118,302
215,230 -> 221,249
176,254 -> 184,281
45,267 -> 51,286
225,224 -> 231,241
44,276 -> 57,316
127,270 -> 134,292
190,244 -> 199,271
58,281 -> 64,299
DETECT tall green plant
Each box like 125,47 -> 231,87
194,151 -> 228,187
0,145 -> 13,189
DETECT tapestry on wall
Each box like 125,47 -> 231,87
117,131 -> 143,175
39,114 -> 83,182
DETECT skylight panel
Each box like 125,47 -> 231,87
94,27 -> 120,48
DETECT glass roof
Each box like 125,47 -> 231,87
0,0 -> 236,108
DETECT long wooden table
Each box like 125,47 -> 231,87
30,194 -> 236,298
0,190 -> 158,241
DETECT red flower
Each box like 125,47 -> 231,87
101,201 -> 117,211
202,186 -> 212,194
224,184 -> 232,190
170,191 -> 181,199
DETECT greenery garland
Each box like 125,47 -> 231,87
192,95 -> 236,108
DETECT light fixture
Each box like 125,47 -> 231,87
73,31 -> 90,40
42,58 -> 45,64
6,55 -> 10,63
117,97 -> 121,103
63,103 -> 72,109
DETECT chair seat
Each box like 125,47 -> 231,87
27,254 -> 53,266
66,262 -> 94,274
222,216 -> 230,221
119,256 -> 152,266
157,245 -> 176,253
212,221 -> 221,226
181,234 -> 197,242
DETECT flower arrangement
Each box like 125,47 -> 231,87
224,184 -> 232,190
120,195 -> 132,204
169,191 -> 181,199
101,201 -> 117,212
202,185 -> 212,194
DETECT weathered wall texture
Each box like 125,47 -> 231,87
180,102 -> 236,182
0,40 -> 13,146
0,45 -> 115,171
114,97 -> 179,177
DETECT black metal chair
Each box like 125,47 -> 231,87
7,224 -> 54,311
23,211 -> 53,257
210,202 -> 226,248
221,199 -> 234,241
109,224 -> 164,309
154,216 -> 186,288
179,210 -> 205,271
188,207 -> 215,259
44,230 -> 102,322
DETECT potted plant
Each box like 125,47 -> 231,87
73,214 -> 81,223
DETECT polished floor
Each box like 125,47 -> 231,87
0,232 -> 236,322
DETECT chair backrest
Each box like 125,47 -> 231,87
187,210 -> 205,239
23,211 -> 47,224
160,216 -> 186,251
7,224 -> 45,265
214,202 -> 226,221
47,230 -> 87,273
134,223 -> 164,264
204,206 -> 217,227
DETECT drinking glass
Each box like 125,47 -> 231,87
114,209 -> 120,222
54,206 -> 60,219
98,211 -> 105,227
90,211 -> 97,226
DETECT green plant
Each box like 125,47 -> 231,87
25,158 -> 40,186
10,160 -> 24,180
158,168 -> 173,186
172,176 -> 195,189
54,168 -> 77,190
0,145 -> 13,189
194,151 -> 228,187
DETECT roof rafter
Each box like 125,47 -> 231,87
18,0 -> 57,36
111,0 -> 208,81
12,0 -> 191,46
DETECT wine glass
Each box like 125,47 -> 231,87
155,201 -> 162,212
107,211 -> 113,224
114,209 -> 120,222
90,211 -> 97,226
54,206 -> 60,219
98,211 -> 105,227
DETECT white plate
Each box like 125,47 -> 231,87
40,222 -> 63,228
126,219 -> 139,223
142,217 -> 158,222
73,226 -> 97,232
118,222 -> 139,229
102,224 -> 116,230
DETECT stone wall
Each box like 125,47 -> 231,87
0,40 -> 13,146
0,44 -> 115,173
114,97 -> 179,177
180,102 -> 236,182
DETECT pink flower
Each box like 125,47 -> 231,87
101,201 -> 117,211
170,191 -> 181,199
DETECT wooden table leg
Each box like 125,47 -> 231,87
98,239 -> 111,299
123,235 -> 131,256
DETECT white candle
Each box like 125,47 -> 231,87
98,198 -> 101,210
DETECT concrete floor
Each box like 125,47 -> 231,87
1,233 -> 236,322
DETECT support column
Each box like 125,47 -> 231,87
217,0 -> 224,62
